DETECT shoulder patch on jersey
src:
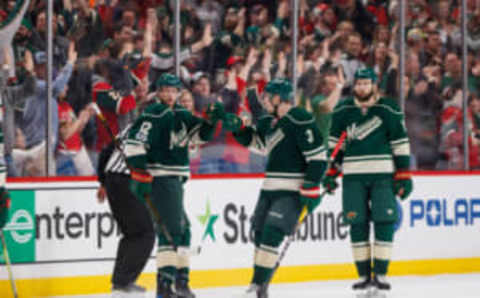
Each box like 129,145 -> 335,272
172,104 -> 193,117
333,97 -> 355,114
375,97 -> 403,115
285,107 -> 315,125
142,103 -> 171,118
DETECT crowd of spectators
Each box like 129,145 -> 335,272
1,0 -> 480,177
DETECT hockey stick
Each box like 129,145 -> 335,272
91,104 -> 201,256
1,230 -> 18,298
265,131 -> 347,286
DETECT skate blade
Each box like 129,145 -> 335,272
112,291 -> 146,298
176,292 -> 195,298
234,290 -> 257,298
369,288 -> 388,298
353,288 -> 371,298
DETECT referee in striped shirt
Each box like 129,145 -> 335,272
97,127 -> 155,294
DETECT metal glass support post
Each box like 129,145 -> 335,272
290,0 -> 299,102
174,0 -> 181,77
399,0 -> 406,110
46,0 -> 54,176
461,0 -> 470,170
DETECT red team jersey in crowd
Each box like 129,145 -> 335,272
92,80 -> 136,152
441,106 -> 480,169
57,101 -> 83,153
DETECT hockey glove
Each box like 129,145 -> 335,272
0,187 -> 11,229
299,182 -> 323,213
322,167 -> 341,194
393,171 -> 413,200
223,113 -> 244,133
129,169 -> 153,203
205,102 -> 225,125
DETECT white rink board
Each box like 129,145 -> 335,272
1,175 -> 480,280
186,176 -> 480,269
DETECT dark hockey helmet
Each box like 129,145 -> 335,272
265,78 -> 293,101
155,73 -> 183,89
354,67 -> 377,83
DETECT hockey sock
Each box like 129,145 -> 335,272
373,222 -> 394,275
176,229 -> 191,281
157,245 -> 177,284
177,246 -> 190,282
252,225 -> 285,285
350,223 -> 371,278
252,230 -> 261,280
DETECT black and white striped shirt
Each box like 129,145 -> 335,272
105,126 -> 130,175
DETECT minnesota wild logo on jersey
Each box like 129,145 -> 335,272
329,97 -> 411,179
346,116 -> 383,141
170,122 -> 189,149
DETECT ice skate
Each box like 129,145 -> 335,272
352,276 -> 372,298
157,280 -> 178,298
370,275 -> 390,298
238,283 -> 268,298
112,283 -> 146,298
176,279 -> 196,298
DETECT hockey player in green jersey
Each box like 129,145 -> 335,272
224,79 -> 328,298
124,73 -> 225,298
323,68 -> 413,297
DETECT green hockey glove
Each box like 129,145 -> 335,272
393,171 -> 413,200
0,187 -> 11,229
205,102 -> 226,124
223,113 -> 244,133
299,182 -> 323,213
129,169 -> 153,203
322,167 -> 341,194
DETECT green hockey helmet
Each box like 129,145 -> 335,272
354,67 -> 377,83
155,73 -> 182,89
265,78 -> 293,101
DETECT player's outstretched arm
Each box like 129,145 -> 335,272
223,113 -> 270,154
180,102 -> 226,145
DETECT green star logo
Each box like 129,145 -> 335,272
197,200 -> 219,241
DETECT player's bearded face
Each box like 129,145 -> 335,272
354,79 -> 374,102
158,86 -> 179,107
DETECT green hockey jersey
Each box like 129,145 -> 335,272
233,107 -> 327,193
125,102 -> 215,177
329,97 -> 411,180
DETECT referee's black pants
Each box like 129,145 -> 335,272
104,173 -> 155,287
